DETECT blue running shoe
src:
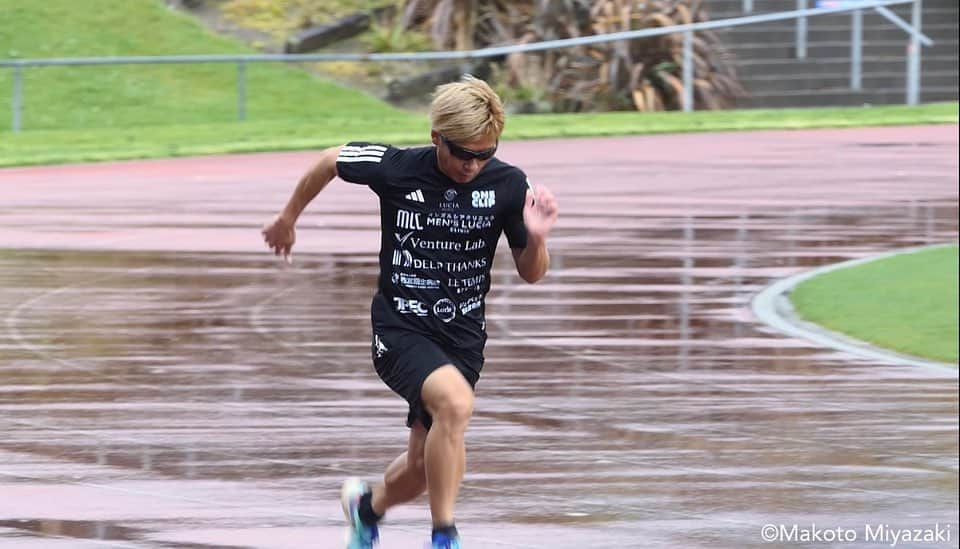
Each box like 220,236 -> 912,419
341,478 -> 379,549
429,532 -> 462,549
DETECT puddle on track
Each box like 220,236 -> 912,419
1,127 -> 957,548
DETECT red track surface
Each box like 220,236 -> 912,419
1,126 -> 957,548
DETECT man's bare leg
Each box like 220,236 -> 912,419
370,421 -> 428,514
420,365 -> 474,527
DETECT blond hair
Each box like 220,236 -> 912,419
429,75 -> 505,143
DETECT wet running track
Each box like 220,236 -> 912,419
1,126 -> 957,548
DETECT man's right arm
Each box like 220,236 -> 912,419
262,145 -> 342,260
279,145 -> 342,224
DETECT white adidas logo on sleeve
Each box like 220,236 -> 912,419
337,144 -> 386,163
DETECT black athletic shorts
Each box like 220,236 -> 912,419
371,328 -> 482,430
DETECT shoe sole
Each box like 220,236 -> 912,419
340,477 -> 365,524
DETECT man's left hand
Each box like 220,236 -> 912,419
523,184 -> 559,242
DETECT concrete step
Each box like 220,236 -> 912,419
732,54 -> 959,76
718,22 -> 959,39
709,7 -> 956,22
713,21 -> 958,44
709,7 -> 958,23
737,85 -> 958,107
724,38 -> 958,59
737,71 -> 958,92
707,0 -> 957,17
703,0 -> 958,107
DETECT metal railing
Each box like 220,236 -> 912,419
743,0 -> 928,68
0,0 -> 931,133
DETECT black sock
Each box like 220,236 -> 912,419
432,523 -> 459,540
357,491 -> 382,527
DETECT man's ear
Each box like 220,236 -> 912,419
430,130 -> 440,146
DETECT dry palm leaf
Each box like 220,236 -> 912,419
389,0 -> 741,112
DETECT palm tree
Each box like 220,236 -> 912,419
396,0 -> 741,111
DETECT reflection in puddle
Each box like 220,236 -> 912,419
0,519 -> 251,548
0,519 -> 135,541
0,201 -> 956,547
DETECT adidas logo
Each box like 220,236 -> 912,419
404,189 -> 425,203
337,144 -> 386,164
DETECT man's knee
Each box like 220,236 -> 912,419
422,366 -> 474,428
438,394 -> 474,427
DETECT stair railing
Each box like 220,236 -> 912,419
0,0 -> 934,132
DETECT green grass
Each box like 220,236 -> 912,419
0,0 -> 957,167
791,245 -> 960,364
0,0 -> 402,130
1,103 -> 957,167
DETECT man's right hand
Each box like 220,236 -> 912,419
262,215 -> 296,263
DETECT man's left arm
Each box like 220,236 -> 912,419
512,185 -> 559,283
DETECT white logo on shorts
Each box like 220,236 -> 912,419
373,334 -> 389,358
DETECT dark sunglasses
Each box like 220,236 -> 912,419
440,134 -> 498,161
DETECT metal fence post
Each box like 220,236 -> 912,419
0,0 -> 934,123
743,0 -> 754,13
12,64 -> 23,133
682,30 -> 694,112
796,0 -> 808,59
851,9 -> 863,90
906,0 -> 922,104
237,60 -> 247,121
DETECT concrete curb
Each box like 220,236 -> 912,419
751,243 -> 959,375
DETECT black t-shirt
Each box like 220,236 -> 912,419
336,142 -> 529,355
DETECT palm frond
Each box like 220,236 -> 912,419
391,0 -> 740,112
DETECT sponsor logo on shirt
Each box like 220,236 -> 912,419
393,297 -> 429,317
397,210 -> 424,231
433,298 -> 456,323
410,238 -> 462,251
392,249 -> 415,268
425,213 -> 494,234
391,272 -> 441,290
404,189 -> 425,203
463,239 -> 486,251
394,297 -> 457,323
395,231 -> 416,247
448,274 -> 486,294
471,190 -> 495,208
460,295 -> 482,315
389,252 -> 487,273
394,234 -> 487,252
441,188 -> 459,210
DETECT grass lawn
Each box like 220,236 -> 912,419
0,103 -> 956,167
0,0 -> 402,131
791,245 -> 959,364
1,1 -> 958,166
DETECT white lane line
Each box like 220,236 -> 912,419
751,243 -> 958,375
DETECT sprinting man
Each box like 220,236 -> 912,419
261,75 -> 558,549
